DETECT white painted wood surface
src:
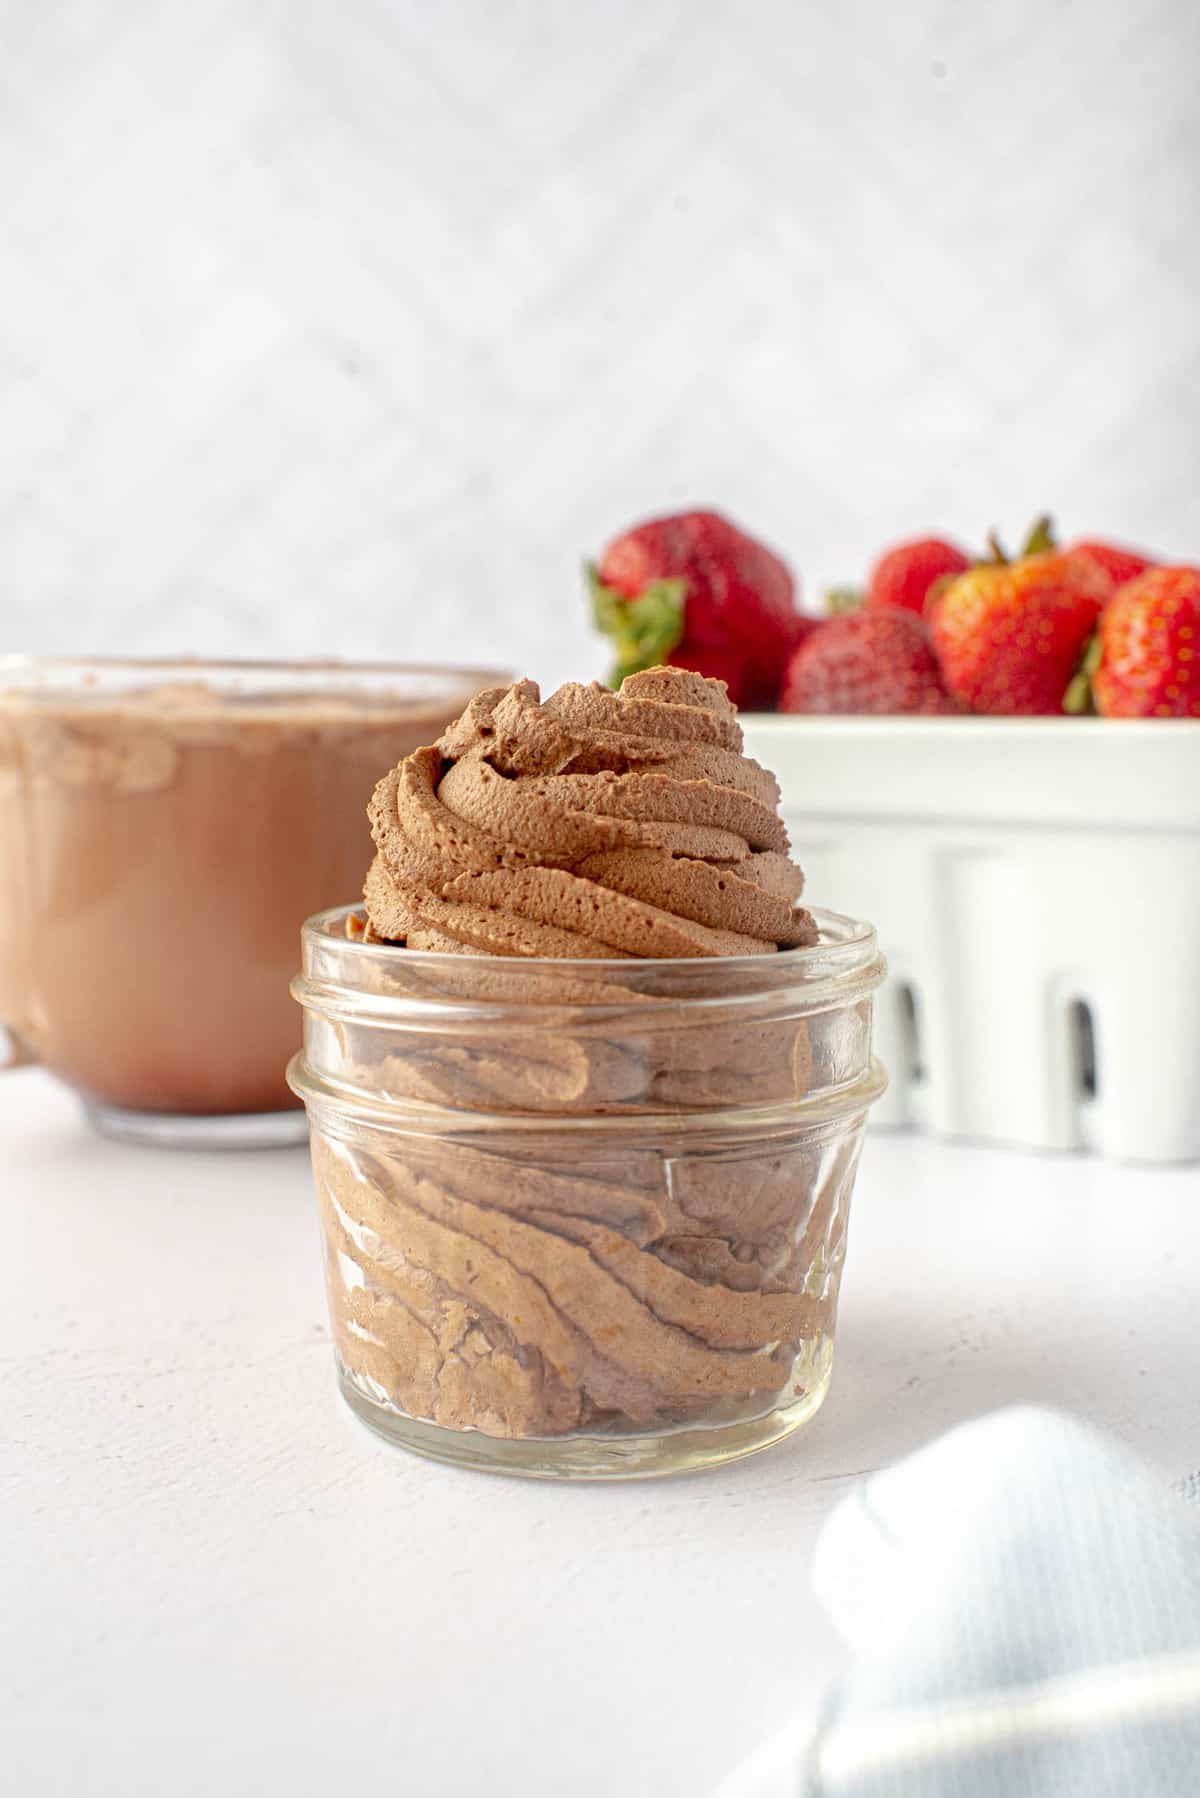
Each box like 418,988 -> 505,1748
3,1069 -> 1196,1797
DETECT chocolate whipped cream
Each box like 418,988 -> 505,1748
298,668 -> 859,1446
313,1118 -> 853,1439
363,665 -> 818,959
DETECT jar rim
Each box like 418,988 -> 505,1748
290,906 -> 888,1132
293,903 -> 887,1033
301,902 -> 879,975
287,1050 -> 889,1140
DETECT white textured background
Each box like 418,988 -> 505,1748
1,0 -> 1197,690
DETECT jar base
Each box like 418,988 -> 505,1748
85,1101 -> 309,1151
337,1346 -> 835,1481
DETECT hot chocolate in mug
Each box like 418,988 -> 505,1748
0,656 -> 503,1146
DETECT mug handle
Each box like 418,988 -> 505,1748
0,1023 -> 36,1070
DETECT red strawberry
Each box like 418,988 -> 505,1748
1087,567 -> 1200,718
588,509 -> 812,711
1067,539 -> 1155,592
780,609 -> 956,715
866,537 -> 971,614
930,550 -> 1110,715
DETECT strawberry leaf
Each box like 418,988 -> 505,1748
824,586 -> 864,617
1063,631 -> 1102,715
1020,514 -> 1057,558
586,564 -> 687,689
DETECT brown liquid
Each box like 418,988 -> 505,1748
0,680 -> 490,1115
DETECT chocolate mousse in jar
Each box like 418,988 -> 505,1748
0,657 -> 505,1145
290,668 -> 887,1478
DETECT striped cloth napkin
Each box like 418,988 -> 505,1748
722,1408 -> 1200,1796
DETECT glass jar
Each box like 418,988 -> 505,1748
289,905 -> 887,1479
0,656 -> 505,1146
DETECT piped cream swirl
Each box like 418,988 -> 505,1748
364,666 -> 816,959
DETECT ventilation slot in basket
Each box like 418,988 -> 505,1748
1070,998 -> 1098,1101
896,982 -> 925,1087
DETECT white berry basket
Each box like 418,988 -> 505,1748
742,715 -> 1200,1164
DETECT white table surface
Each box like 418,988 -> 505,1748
3,1068 -> 1197,1798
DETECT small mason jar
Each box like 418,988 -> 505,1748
290,905 -> 887,1480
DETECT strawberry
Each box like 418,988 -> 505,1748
866,536 -> 971,614
780,608 -> 956,715
1067,539 -> 1155,592
930,548 -> 1110,715
1084,567 -> 1200,718
588,509 -> 812,711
